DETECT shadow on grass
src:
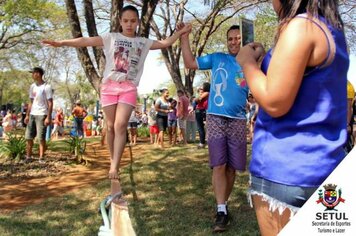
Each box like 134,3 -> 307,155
122,144 -> 259,236
0,192 -> 103,235
0,143 -> 259,236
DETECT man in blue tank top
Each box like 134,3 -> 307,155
180,25 -> 249,232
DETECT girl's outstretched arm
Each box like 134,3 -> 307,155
150,23 -> 192,50
42,36 -> 104,48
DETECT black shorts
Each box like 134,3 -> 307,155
156,114 -> 168,132
128,122 -> 138,129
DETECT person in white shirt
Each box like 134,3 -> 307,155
24,67 -> 53,163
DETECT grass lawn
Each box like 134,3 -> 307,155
0,143 -> 259,235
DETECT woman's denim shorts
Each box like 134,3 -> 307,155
249,175 -> 318,210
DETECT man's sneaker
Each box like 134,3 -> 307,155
197,143 -> 205,149
213,211 -> 229,233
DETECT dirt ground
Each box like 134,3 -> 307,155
0,141 -> 133,213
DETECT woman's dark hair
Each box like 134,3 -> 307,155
202,82 -> 211,92
160,88 -> 168,94
120,5 -> 139,19
276,0 -> 343,39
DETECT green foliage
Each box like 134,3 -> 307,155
188,5 -> 278,56
186,15 -> 237,84
72,73 -> 99,108
254,6 -> 278,50
201,15 -> 237,54
66,136 -> 86,154
1,0 -> 48,28
157,80 -> 179,98
0,0 -> 66,46
137,126 -> 149,138
0,133 -> 26,160
65,136 -> 87,164
0,0 -> 70,107
0,70 -> 33,107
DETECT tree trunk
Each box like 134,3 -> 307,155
184,70 -> 196,97
65,0 -> 102,93
110,0 -> 124,32
139,0 -> 160,37
83,0 -> 106,76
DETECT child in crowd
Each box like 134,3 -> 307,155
148,103 -> 159,145
127,110 -> 139,146
51,107 -> 64,139
246,94 -> 258,142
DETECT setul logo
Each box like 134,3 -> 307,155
316,184 -> 345,211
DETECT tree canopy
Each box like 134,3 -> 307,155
0,0 -> 355,109
0,0 -> 65,50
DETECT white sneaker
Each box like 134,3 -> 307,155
197,143 -> 205,149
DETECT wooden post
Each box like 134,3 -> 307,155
111,203 -> 136,236
110,179 -> 136,235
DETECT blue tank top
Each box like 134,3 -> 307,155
250,15 -> 349,187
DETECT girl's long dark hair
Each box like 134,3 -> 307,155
276,0 -> 343,39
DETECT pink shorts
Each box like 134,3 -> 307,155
100,80 -> 137,107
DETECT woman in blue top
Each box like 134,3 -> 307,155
237,0 -> 349,235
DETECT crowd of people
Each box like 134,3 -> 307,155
0,109 -> 24,136
0,97 -> 105,143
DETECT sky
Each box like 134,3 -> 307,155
348,55 -> 356,87
138,50 -> 170,95
138,52 -> 356,95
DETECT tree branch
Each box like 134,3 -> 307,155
64,0 -> 101,92
83,0 -> 106,74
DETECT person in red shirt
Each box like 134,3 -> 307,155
195,82 -> 210,148
51,108 -> 64,139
